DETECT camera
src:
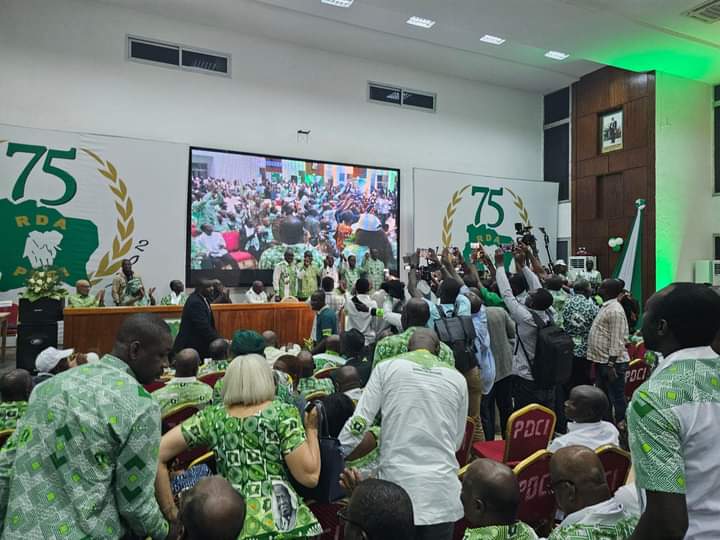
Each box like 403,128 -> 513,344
514,223 -> 536,248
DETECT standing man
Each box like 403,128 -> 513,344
628,283 -> 720,540
112,258 -> 146,306
173,280 -> 219,360
561,279 -> 599,388
160,280 -> 188,306
340,254 -> 362,293
578,260 -> 602,287
298,252 -> 321,301
67,279 -> 105,308
586,279 -> 630,425
0,314 -> 178,539
340,329 -> 468,540
321,255 -> 339,286
245,281 -> 268,304
362,249 -> 385,291
310,290 -> 338,344
273,249 -> 299,301
195,224 -> 240,270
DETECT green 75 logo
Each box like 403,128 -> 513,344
7,142 -> 78,206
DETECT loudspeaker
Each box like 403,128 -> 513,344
16,323 -> 58,372
18,298 -> 64,324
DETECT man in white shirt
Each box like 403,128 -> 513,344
245,281 -> 268,304
549,385 -> 619,452
320,255 -> 339,286
343,278 -> 378,346
548,446 -> 637,539
195,223 -> 239,269
340,329 -> 468,540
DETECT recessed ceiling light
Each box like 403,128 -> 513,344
406,16 -> 436,29
545,50 -> 570,60
480,34 -> 506,45
321,0 -> 354,7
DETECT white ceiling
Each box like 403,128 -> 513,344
96,0 -> 720,92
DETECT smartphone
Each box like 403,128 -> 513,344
501,243 -> 514,253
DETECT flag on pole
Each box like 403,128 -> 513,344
612,199 -> 646,307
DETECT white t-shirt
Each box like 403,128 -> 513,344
343,293 -> 378,345
245,289 -> 268,304
195,232 -> 228,257
548,421 -> 620,452
339,349 -> 468,526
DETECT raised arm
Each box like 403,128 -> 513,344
494,249 -> 531,324
340,366 -> 383,456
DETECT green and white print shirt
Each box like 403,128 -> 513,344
463,522 -> 538,539
373,327 -> 455,369
152,377 -> 213,415
628,345 -> 720,540
0,401 -> 27,432
547,497 -> 637,539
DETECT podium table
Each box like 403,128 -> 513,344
63,303 -> 314,354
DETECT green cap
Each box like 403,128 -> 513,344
230,330 -> 266,356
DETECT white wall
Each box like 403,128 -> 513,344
0,0 -> 544,266
655,72 -> 717,286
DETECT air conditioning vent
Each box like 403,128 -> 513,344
685,0 -> 720,23
128,36 -> 231,76
368,82 -> 436,112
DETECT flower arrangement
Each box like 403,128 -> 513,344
608,237 -> 624,253
21,267 -> 68,302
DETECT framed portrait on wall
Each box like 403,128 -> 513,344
600,109 -> 623,153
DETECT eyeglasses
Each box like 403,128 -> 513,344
548,479 -> 575,494
337,508 -> 369,539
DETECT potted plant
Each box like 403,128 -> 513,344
19,267 -> 67,323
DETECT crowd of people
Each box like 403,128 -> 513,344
2,239 -> 720,540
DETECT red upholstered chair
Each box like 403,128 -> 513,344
308,501 -> 345,539
0,429 -> 14,448
513,449 -> 555,530
455,417 -> 476,468
0,303 -> 18,362
221,231 -> 255,266
624,359 -> 651,402
472,404 -> 556,467
144,380 -> 166,393
198,371 -> 225,388
596,445 -> 631,493
162,404 -> 199,434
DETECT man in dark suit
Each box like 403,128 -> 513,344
173,279 -> 219,360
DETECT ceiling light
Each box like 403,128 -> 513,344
545,50 -> 570,60
321,0 -> 354,7
406,16 -> 436,29
480,34 -> 506,45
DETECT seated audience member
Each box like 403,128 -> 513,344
310,289 -> 338,343
334,365 -> 364,402
262,331 -> 301,365
0,369 -> 32,432
156,354 -> 323,538
548,446 -> 637,539
153,348 -> 213,415
341,479 -> 415,540
313,335 -> 346,371
196,223 -> 240,270
0,314 -> 177,538
230,330 -> 266,357
209,279 -> 232,304
198,338 -> 230,375
178,476 -> 246,540
480,305 -> 515,441
373,298 -> 454,368
67,279 -> 105,308
296,351 -> 335,399
33,346 -> 73,386
628,283 -> 720,540
461,459 -> 538,539
342,329 -> 372,385
344,278 -> 378,346
340,329 -> 468,540
245,280 -> 268,304
549,385 -> 619,452
325,393 -> 380,478
160,280 -> 189,306
322,276 -> 345,314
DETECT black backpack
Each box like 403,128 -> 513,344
517,310 -> 573,389
434,304 -> 477,373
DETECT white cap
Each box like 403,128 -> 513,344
36,347 -> 74,373
555,259 -> 567,266
85,352 -> 100,364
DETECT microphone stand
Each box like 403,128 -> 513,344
539,227 -> 553,268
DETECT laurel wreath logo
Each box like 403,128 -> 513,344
441,184 -> 531,248
81,148 -> 135,286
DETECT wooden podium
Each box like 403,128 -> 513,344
63,303 -> 314,354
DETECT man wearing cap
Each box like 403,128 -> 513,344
67,280 -> 105,308
212,330 -> 274,404
33,347 -> 73,386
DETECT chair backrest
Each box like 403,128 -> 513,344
624,359 -> 651,402
455,417 -> 475,468
198,371 -> 225,388
596,445 -> 631,493
162,404 -> 199,434
144,380 -> 166,393
0,304 -> 19,333
313,367 -> 337,380
221,230 -> 241,252
0,429 -> 14,448
280,296 -> 300,303
513,449 -> 555,529
505,404 -> 556,463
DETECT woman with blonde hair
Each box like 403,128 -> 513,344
156,354 -> 322,539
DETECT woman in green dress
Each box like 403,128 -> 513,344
156,354 -> 323,539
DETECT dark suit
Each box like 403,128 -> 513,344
173,291 -> 219,359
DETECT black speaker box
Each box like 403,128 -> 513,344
18,298 -> 64,324
16,323 -> 58,372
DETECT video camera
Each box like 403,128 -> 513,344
514,223 -> 537,252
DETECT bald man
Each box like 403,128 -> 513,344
334,365 -> 364,402
66,279 -> 105,308
198,338 -> 231,376
313,335 -> 347,372
153,348 -> 213,415
461,459 -> 537,539
549,385 -> 619,452
296,350 -> 335,399
340,328 -> 468,540
245,280 -> 268,304
0,369 -> 32,431
179,476 -> 246,540
548,446 -> 637,539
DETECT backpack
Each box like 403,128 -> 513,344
517,310 -> 573,389
434,304 -> 477,373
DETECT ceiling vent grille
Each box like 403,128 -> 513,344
127,36 -> 231,76
368,82 -> 436,112
685,0 -> 720,23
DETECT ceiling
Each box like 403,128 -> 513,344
96,0 -> 720,92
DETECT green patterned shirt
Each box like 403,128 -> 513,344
373,327 -> 455,368
0,402 -> 27,432
297,264 -> 321,300
258,244 -> 323,270
159,292 -> 188,306
297,377 -> 335,399
152,378 -> 213,415
66,293 -> 100,308
181,402 -> 322,539
0,355 -> 168,539
198,359 -> 228,376
340,265 -> 363,292
463,522 -> 538,539
362,257 -> 385,291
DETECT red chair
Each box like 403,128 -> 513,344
0,429 -> 14,448
198,371 -> 225,388
624,359 -> 651,402
596,445 -> 631,493
0,303 -> 18,363
144,380 -> 166,393
308,501 -> 345,539
513,449 -> 555,530
455,417 -> 475,468
472,404 -> 556,467
221,231 -> 255,267
162,404 -> 199,433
